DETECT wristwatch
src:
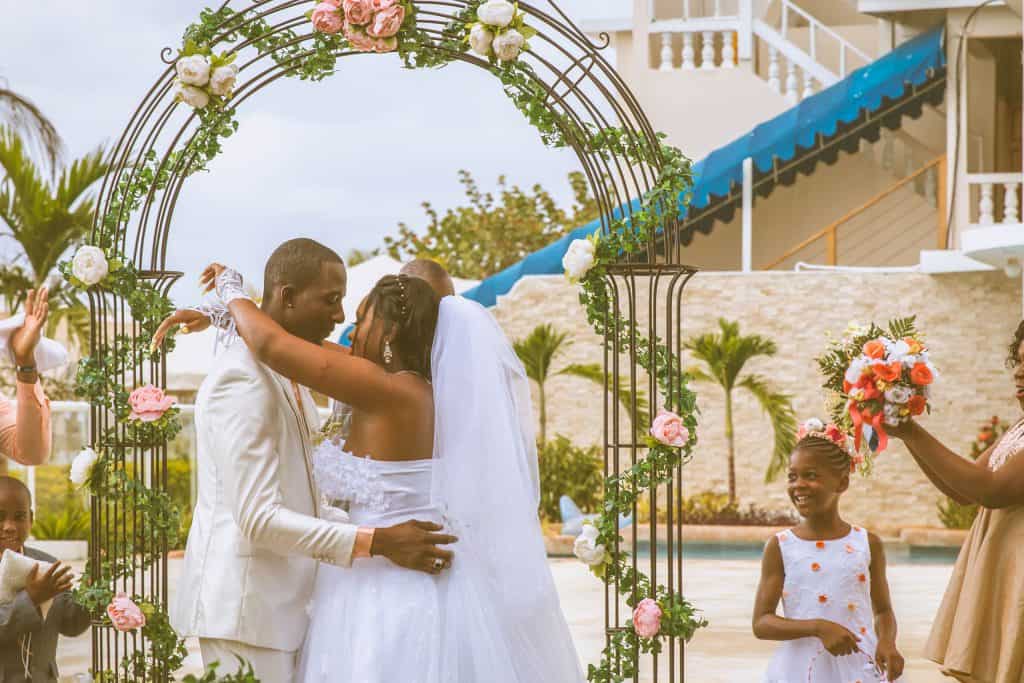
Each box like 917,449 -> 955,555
15,365 -> 36,375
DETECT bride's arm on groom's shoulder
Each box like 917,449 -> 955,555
205,365 -> 359,567
224,297 -> 415,413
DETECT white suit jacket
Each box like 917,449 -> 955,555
170,342 -> 357,651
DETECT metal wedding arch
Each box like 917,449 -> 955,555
85,1 -> 699,680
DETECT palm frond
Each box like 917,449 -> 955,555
684,318 -> 777,390
0,88 -> 63,173
886,316 -> 918,340
738,374 -> 798,482
512,324 -> 572,385
46,301 -> 90,349
56,144 -> 107,208
561,362 -> 650,427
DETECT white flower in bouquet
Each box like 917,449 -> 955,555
469,23 -> 495,56
884,385 -> 913,404
883,402 -> 903,427
71,246 -> 110,286
802,418 -> 825,433
477,0 -> 515,28
492,29 -> 525,62
70,447 -> 99,487
885,338 -> 911,362
175,83 -> 211,109
175,55 -> 211,86
563,238 -> 596,281
844,357 -> 868,385
209,64 -> 239,97
573,523 -> 606,566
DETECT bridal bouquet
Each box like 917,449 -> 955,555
309,0 -> 413,53
817,317 -> 936,456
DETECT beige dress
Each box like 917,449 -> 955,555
925,419 -> 1024,683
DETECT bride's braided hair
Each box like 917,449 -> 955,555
364,274 -> 439,379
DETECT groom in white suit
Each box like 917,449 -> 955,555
170,239 -> 456,682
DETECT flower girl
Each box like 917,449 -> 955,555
752,420 -> 905,682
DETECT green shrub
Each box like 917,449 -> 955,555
33,501 -> 90,540
538,435 -> 603,522
638,489 -> 797,526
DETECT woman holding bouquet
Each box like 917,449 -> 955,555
890,321 -> 1024,683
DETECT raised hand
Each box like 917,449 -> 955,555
25,561 -> 74,605
10,288 -> 50,367
814,619 -> 860,656
371,520 -> 457,575
150,309 -> 213,352
199,263 -> 228,294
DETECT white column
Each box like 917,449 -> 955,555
767,46 -> 781,92
785,60 -> 799,104
738,0 -> 753,61
701,31 -> 717,70
979,183 -> 995,224
723,31 -> 736,68
682,32 -> 696,70
659,33 -> 674,71
802,72 -> 815,100
742,157 -> 754,272
1003,182 -> 1020,224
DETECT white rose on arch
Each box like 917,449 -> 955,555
469,23 -> 495,57
573,523 -> 606,567
71,246 -> 110,286
562,237 -> 596,282
70,447 -> 100,487
175,83 -> 211,109
209,64 -> 239,97
492,29 -> 526,62
175,54 -> 211,87
477,0 -> 515,28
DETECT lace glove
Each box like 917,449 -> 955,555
215,267 -> 250,305
188,267 -> 251,352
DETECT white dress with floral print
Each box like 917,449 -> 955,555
764,526 -> 900,683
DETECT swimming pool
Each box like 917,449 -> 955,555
630,540 -> 959,565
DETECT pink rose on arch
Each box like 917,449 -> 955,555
632,598 -> 663,638
371,0 -> 399,8
650,409 -> 689,447
107,592 -> 146,632
344,22 -> 378,51
372,36 -> 399,53
342,0 -> 374,26
311,2 -> 344,34
367,4 -> 406,38
128,384 -> 175,422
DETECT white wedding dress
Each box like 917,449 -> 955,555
296,297 -> 585,683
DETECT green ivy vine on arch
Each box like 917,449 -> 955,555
61,2 -> 707,681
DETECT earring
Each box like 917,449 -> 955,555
383,340 -> 393,365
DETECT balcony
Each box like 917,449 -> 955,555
960,173 -> 1024,274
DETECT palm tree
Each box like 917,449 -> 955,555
513,324 -> 648,445
0,127 -> 106,345
0,84 -> 63,173
685,319 -> 797,504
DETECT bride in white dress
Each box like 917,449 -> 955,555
205,265 -> 585,682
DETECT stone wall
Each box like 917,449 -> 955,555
491,270 -> 1022,531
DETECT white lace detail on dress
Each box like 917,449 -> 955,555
988,419 -> 1024,472
312,441 -> 389,512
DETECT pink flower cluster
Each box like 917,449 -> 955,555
311,0 -> 406,53
107,592 -> 146,632
632,598 -> 663,638
128,384 -> 175,422
650,409 -> 689,448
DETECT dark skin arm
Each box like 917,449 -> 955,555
867,532 -> 904,681
891,420 -> 1024,509
902,435 -> 989,506
752,536 -> 860,655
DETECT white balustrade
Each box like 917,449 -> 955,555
967,174 -> 1024,226
660,33 -> 674,71
785,60 -> 799,104
722,30 -> 736,68
701,31 -> 717,69
767,46 -> 781,92
682,32 -> 696,70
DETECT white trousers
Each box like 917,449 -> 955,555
200,638 -> 297,683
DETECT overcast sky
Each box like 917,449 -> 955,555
2,0 -> 628,301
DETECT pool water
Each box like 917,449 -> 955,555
633,540 -> 959,565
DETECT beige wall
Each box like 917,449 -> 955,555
492,270 -> 1022,532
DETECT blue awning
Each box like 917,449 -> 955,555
341,25 -> 946,340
